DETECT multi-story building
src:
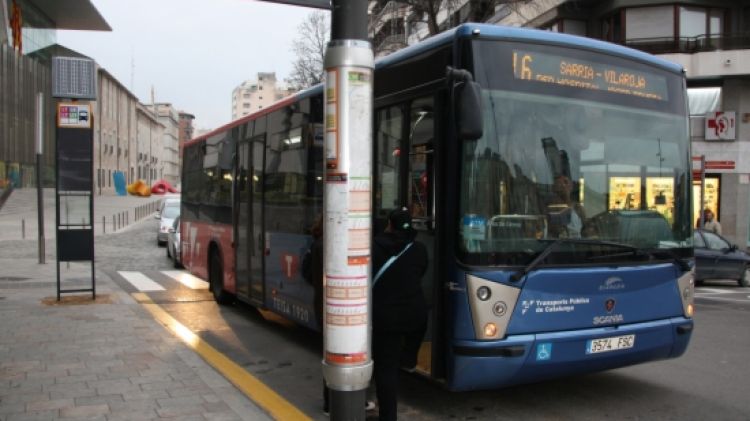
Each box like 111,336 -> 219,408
368,0 -> 750,247
147,103 -> 180,186
95,67 -> 139,194
231,72 -> 296,120
178,111 -> 195,159
0,0 -> 110,189
135,103 -> 163,187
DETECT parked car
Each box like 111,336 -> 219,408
693,229 -> 750,287
157,200 -> 180,246
166,216 -> 181,268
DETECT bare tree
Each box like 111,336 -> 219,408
370,0 -> 538,46
288,11 -> 330,90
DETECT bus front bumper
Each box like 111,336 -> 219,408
446,317 -> 693,391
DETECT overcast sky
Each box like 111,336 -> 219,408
57,0 -> 325,130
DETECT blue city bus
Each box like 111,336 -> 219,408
181,23 -> 694,392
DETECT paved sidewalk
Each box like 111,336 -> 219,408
0,192 -> 273,421
0,189 -> 164,241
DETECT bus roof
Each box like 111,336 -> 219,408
187,23 -> 683,146
376,23 -> 684,75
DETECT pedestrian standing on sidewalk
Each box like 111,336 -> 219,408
702,209 -> 722,235
371,208 -> 429,421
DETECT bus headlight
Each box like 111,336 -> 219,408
477,286 -> 491,301
676,269 -> 695,318
466,274 -> 520,340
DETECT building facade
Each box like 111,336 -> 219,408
147,103 -> 180,186
135,103 -> 163,188
492,0 -> 750,247
178,111 -> 195,160
368,0 -> 750,247
231,72 -> 296,120
0,0 -> 109,189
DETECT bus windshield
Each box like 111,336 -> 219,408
459,40 -> 692,266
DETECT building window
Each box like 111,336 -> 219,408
625,6 -> 673,42
543,19 -> 586,36
688,87 -> 721,116
680,6 -> 707,38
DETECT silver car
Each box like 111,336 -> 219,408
157,202 -> 180,246
166,216 -> 181,268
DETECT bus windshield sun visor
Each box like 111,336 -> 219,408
509,239 -> 690,282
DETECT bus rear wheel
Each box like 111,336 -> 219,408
210,251 -> 232,305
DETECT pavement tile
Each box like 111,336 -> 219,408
139,380 -> 183,392
167,385 -> 214,398
201,412 -> 243,421
54,374 -> 98,385
156,395 -> 204,409
8,379 -> 53,393
120,389 -> 170,401
0,402 -> 26,416
0,393 -> 50,405
26,398 -> 74,412
74,394 -> 124,407
129,374 -> 171,385
7,410 -> 58,421
109,398 -> 160,413
59,404 -> 109,419
159,416 -> 206,421
23,370 -> 68,382
202,401 -> 232,413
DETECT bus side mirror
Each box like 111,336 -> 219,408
448,67 -> 484,141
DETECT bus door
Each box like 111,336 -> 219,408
375,95 -> 438,376
234,134 -> 265,305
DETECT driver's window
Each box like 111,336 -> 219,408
704,232 -> 729,250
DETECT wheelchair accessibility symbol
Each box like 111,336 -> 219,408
536,343 -> 552,361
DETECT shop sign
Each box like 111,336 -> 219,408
705,111 -> 736,141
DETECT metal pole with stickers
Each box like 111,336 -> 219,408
52,56 -> 98,300
321,2 -> 374,420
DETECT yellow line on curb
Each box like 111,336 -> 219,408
132,292 -> 311,421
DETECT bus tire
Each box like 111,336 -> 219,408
739,267 -> 750,288
210,251 -> 232,305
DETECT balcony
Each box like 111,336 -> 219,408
624,32 -> 750,55
375,33 -> 408,55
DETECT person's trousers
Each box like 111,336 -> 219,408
373,330 -> 403,421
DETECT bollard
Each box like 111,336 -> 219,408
112,215 -> 115,231
103,215 -> 106,234
126,211 -> 129,225
22,218 -> 25,239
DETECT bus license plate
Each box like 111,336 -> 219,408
586,334 -> 635,354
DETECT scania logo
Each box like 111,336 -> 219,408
599,277 -> 625,291
605,298 -> 616,313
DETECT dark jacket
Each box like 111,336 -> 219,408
372,231 -> 428,332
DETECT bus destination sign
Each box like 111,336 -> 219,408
512,50 -> 669,101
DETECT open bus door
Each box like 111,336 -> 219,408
374,94 -> 440,377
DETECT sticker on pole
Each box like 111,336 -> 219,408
57,104 -> 91,129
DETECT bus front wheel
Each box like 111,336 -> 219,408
210,251 -> 232,305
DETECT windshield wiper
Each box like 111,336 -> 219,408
509,239 -> 690,282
